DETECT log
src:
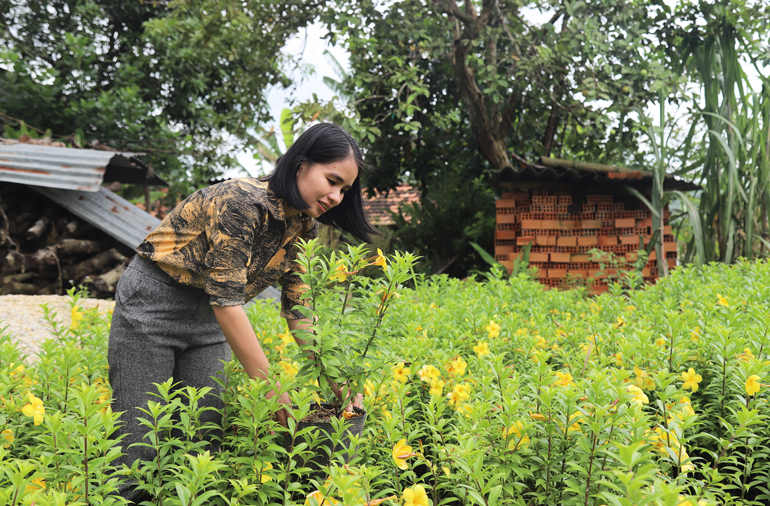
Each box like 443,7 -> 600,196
0,281 -> 40,295
63,248 -> 127,282
2,272 -> 37,284
46,224 -> 60,245
55,239 -> 103,256
5,248 -> 58,272
64,219 -> 81,234
36,284 -> 59,295
26,216 -> 50,240
93,263 -> 126,293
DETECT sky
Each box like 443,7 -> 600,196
233,22 -> 350,177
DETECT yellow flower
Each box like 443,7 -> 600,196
716,293 -> 729,307
25,476 -> 46,494
392,439 -> 415,470
2,428 -> 13,448
627,385 -> 649,405
690,326 -> 700,342
612,352 -> 623,366
505,421 -> 530,450
403,485 -> 429,506
22,391 -> 45,425
746,375 -> 761,396
473,341 -> 490,357
70,306 -> 83,330
681,368 -> 702,392
633,366 -> 655,391
624,305 -> 636,312
535,336 -> 547,348
277,361 -> 299,378
305,489 -> 340,506
418,365 -> 440,382
566,412 -> 582,434
484,320 -> 501,339
529,412 -> 548,421
392,363 -> 411,384
655,337 -> 667,347
329,260 -> 348,282
428,379 -> 445,397
555,371 -> 575,388
445,356 -> 467,377
447,384 -> 471,406
738,348 -> 755,363
372,248 -> 387,270
255,461 -> 273,483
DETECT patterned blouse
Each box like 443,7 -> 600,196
136,178 -> 318,319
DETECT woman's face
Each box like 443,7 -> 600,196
292,156 -> 358,218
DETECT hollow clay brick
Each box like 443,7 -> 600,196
615,218 -> 635,228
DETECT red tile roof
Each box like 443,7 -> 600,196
362,185 -> 421,226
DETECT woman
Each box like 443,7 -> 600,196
108,123 -> 377,501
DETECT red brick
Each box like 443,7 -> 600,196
615,218 -> 635,228
560,220 -> 580,230
548,268 -> 568,278
598,236 -> 618,246
521,220 -> 541,229
577,236 -> 598,246
517,236 -> 535,245
571,254 -> 590,263
536,236 -> 557,246
557,236 -> 577,246
550,252 -> 571,263
497,213 -> 518,224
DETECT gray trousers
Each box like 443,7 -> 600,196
108,255 -> 232,501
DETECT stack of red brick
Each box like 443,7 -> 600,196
494,189 -> 677,294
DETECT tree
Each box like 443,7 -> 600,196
0,0 -> 320,195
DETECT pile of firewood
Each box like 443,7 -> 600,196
0,183 -> 133,297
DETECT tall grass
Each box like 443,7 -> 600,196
681,14 -> 770,263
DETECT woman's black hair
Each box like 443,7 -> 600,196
265,122 -> 379,243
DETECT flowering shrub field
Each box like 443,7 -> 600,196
2,259 -> 770,505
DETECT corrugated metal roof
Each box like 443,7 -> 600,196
0,143 -> 143,191
31,185 -> 160,249
492,163 -> 701,192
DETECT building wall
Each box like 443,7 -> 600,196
494,187 -> 677,294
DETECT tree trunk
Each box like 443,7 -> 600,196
26,216 -> 50,240
93,263 -> 126,293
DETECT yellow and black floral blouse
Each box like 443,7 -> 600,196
136,178 -> 318,319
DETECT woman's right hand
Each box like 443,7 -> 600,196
271,391 -> 293,428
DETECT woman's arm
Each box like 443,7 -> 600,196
212,305 -> 292,425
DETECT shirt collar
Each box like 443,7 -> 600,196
263,181 -> 314,227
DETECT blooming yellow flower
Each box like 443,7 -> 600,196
473,341 -> 490,357
277,361 -> 299,377
70,306 -> 83,330
447,384 -> 471,406
305,489 -> 340,506
22,392 -> 45,425
738,348 -> 755,363
328,260 -> 348,283
627,385 -> 649,405
418,364 -> 440,382
716,293 -> 729,307
484,320 -> 501,339
746,375 -> 761,396
690,326 -> 700,342
633,366 -> 655,391
529,412 -> 547,421
612,352 -> 623,366
2,428 -> 13,448
372,248 -> 387,271
655,337 -> 667,347
624,305 -> 636,312
255,461 -> 273,483
445,356 -> 467,377
403,485 -> 429,506
25,476 -> 45,494
681,368 -> 702,392
392,363 -> 411,384
555,371 -> 574,388
428,379 -> 445,397
505,421 -> 530,450
392,439 -> 415,470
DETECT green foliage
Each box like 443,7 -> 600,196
0,0 -> 320,195
8,253 -> 770,504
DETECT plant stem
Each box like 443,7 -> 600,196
583,432 -> 598,506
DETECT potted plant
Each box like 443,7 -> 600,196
285,239 -> 417,468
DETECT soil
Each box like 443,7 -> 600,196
301,404 -> 364,423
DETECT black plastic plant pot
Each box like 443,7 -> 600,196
283,403 -> 367,479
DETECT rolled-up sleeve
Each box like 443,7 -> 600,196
278,221 -> 319,319
204,198 -> 262,306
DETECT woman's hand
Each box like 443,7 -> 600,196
269,390 -> 294,428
